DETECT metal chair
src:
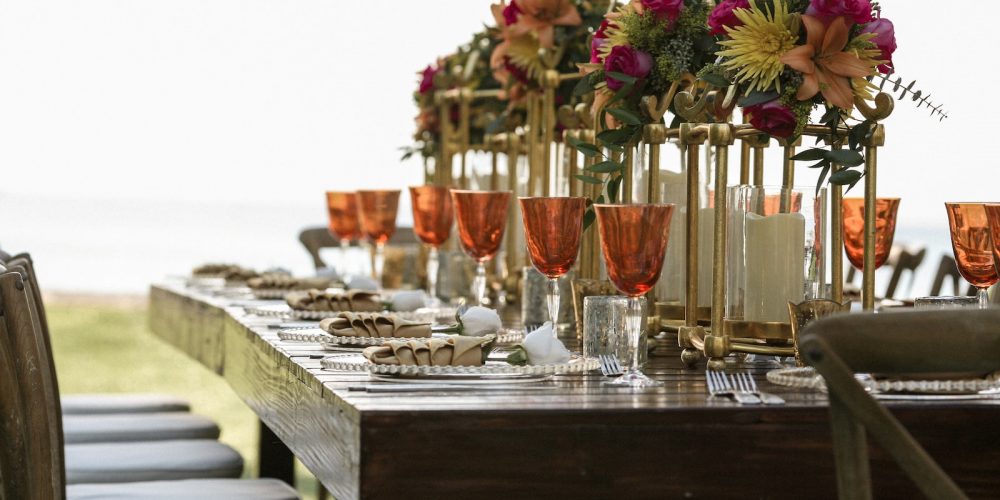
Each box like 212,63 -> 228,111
929,255 -> 975,297
799,309 -> 1000,500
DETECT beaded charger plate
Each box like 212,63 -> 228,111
321,353 -> 598,377
767,367 -> 1000,397
278,328 -> 524,347
245,304 -> 438,323
250,286 -> 346,300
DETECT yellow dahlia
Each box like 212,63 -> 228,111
717,0 -> 799,93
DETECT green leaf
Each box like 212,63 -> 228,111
605,143 -> 626,153
605,71 -> 637,84
572,73 -> 597,96
609,82 -> 634,104
567,136 -> 601,157
607,108 -> 643,126
806,159 -> 830,169
505,346 -> 528,366
738,90 -> 779,107
582,208 -> 596,232
791,148 -> 828,162
575,174 -> 603,185
816,165 -> 831,195
597,128 -> 633,145
820,106 -> 840,125
830,168 -> 862,186
828,149 -> 864,167
607,175 -> 623,202
700,72 -> 731,88
588,160 -> 622,174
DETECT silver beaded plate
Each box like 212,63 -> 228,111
321,353 -> 598,377
278,328 -> 524,347
245,304 -> 438,323
766,367 -> 1000,396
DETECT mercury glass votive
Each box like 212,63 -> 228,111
914,296 -> 980,310
583,295 -> 647,368
521,266 -> 574,334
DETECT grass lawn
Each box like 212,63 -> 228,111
47,297 -> 323,499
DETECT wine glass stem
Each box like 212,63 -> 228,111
473,262 -> 487,306
546,277 -> 559,332
977,287 -> 990,309
426,246 -> 439,303
625,296 -> 643,374
339,239 -> 350,278
373,241 -> 385,286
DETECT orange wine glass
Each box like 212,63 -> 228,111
409,185 -> 453,305
595,203 -> 674,387
451,190 -> 511,306
842,197 -> 900,271
519,197 -> 587,331
357,190 -> 401,286
325,191 -> 361,277
945,202 -> 998,308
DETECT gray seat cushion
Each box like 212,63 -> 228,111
65,439 -> 243,484
62,394 -> 190,415
67,478 -> 299,500
64,412 -> 220,444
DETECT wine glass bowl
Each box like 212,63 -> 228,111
945,202 -> 998,308
983,204 -> 1000,272
594,203 -> 675,388
409,185 -> 453,304
451,190 -> 511,305
519,196 -> 587,328
325,192 -> 361,242
842,197 -> 900,271
357,190 -> 401,286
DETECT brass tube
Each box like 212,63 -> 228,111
567,132 -> 579,197
752,146 -> 765,186
490,147 -> 499,191
863,144 -> 878,310
504,135 -> 520,285
622,146 -> 633,204
459,91 -> 471,189
830,143 -> 844,304
542,79 -> 555,196
711,142 -> 729,332
780,143 -> 795,212
648,142 -> 660,204
685,142 -> 700,328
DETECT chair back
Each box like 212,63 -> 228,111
0,267 -> 66,499
799,309 -> 1000,500
299,226 -> 420,271
884,246 -> 925,299
930,255 -> 973,297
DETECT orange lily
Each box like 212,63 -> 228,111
779,15 -> 871,110
508,0 -> 582,48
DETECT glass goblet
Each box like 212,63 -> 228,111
451,190 -> 511,306
842,197 -> 900,273
409,185 -> 453,305
325,191 -> 361,278
519,196 -> 586,333
982,203 -> 1000,299
945,202 -> 998,308
357,190 -> 401,287
594,203 -> 675,387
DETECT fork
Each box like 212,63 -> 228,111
732,372 -> 785,405
706,370 -> 761,404
598,354 -> 624,377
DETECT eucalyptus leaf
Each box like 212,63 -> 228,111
607,175 -> 622,202
830,168 -> 862,185
568,137 -> 601,157
572,73 -> 596,96
588,160 -> 622,174
738,90 -> 779,107
700,72 -> 731,88
791,148 -> 828,161
607,108 -> 643,126
575,174 -> 603,185
816,165 -> 830,195
597,128 -> 633,145
605,71 -> 637,84
582,208 -> 596,232
828,149 -> 864,167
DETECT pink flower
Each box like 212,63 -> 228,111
861,17 -> 896,74
418,65 -> 439,95
502,0 -> 522,26
503,57 -> 531,85
805,0 -> 873,24
590,19 -> 613,63
708,0 -> 749,36
640,0 -> 684,21
745,100 -> 797,138
604,45 -> 653,91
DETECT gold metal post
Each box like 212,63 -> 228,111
680,123 -> 706,329
861,125 -> 885,310
830,141 -> 845,304
739,139 -> 751,184
779,136 -> 800,212
709,124 -> 734,338
622,146 -> 633,204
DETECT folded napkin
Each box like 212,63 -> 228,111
362,336 -> 493,366
285,289 -> 381,312
192,263 -> 259,281
319,312 -> 431,338
248,274 -> 332,291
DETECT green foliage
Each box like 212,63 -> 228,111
618,3 -> 710,95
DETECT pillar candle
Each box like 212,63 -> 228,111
744,212 -> 805,322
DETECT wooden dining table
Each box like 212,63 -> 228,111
149,282 -> 1000,499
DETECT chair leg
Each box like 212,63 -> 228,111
318,485 -> 328,500
829,393 -> 872,500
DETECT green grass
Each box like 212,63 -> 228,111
48,300 -> 323,499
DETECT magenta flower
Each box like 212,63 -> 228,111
590,19 -> 614,63
708,0 -> 749,36
604,45 -> 653,91
805,0 -> 873,24
640,0 -> 684,22
418,65 -> 440,95
861,18 -> 896,74
502,0 -> 522,26
745,100 -> 797,138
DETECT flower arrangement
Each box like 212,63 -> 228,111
567,0 -> 716,204
701,0 -> 910,189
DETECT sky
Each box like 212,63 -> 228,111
0,0 -> 986,293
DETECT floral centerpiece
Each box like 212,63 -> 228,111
700,0 -> 942,189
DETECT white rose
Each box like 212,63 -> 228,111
390,290 -> 428,312
346,275 -> 379,292
459,306 -> 502,336
522,323 -> 571,365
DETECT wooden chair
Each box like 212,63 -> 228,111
298,226 -> 419,270
0,267 -> 298,498
799,309 -> 1000,500
845,244 -> 926,299
929,255 -> 974,297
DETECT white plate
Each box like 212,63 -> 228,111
321,353 -> 598,377
278,328 -> 523,347
246,304 -> 437,323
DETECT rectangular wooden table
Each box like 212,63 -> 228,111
149,282 -> 1000,499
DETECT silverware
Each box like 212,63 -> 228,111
598,354 -> 624,377
706,370 -> 761,405
733,372 -> 785,405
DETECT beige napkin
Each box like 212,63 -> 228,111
248,274 -> 331,290
285,289 -> 381,312
192,263 -> 258,281
319,312 -> 431,338
363,336 -> 492,366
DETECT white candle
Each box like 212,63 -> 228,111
743,212 -> 805,322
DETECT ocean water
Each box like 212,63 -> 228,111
0,193 -> 957,298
